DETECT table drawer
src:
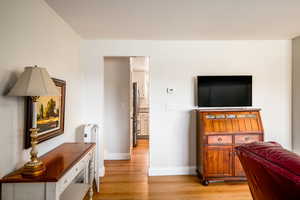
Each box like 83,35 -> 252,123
57,167 -> 76,195
57,154 -> 88,195
208,135 -> 232,145
235,135 -> 260,144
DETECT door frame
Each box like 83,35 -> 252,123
102,56 -> 151,173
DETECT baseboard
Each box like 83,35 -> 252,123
104,153 -> 131,160
148,166 -> 197,176
137,135 -> 149,139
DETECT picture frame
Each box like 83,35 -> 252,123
25,78 -> 66,149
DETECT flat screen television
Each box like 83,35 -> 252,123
197,76 -> 252,107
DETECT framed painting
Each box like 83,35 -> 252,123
25,78 -> 66,149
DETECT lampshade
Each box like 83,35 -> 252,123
8,66 -> 60,97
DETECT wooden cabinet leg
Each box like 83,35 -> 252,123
201,179 -> 209,186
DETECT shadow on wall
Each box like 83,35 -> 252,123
188,110 -> 197,169
193,76 -> 198,107
1,70 -> 27,173
1,71 -> 18,96
75,124 -> 85,142
188,76 -> 198,170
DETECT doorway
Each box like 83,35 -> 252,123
130,57 -> 150,146
103,56 -> 150,162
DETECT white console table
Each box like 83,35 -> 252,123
1,143 -> 96,200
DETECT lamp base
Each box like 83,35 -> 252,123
21,126 -> 46,178
22,160 -> 45,177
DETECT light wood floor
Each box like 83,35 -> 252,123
92,139 -> 252,200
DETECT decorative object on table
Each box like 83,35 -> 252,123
8,65 -> 60,177
25,78 -> 66,149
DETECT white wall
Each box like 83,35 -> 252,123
80,40 -> 292,175
104,57 -> 131,159
130,56 -> 149,72
292,36 -> 300,154
132,71 -> 149,107
0,0 -> 84,177
131,56 -> 150,108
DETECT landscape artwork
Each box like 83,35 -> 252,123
36,87 -> 62,135
25,78 -> 66,149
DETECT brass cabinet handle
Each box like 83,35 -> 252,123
217,137 -> 223,142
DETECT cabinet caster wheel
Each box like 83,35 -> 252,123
201,180 -> 209,186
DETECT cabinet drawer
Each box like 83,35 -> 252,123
235,135 -> 260,144
208,135 -> 232,145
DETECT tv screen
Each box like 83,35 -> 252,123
197,76 -> 252,107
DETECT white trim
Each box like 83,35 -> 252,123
104,153 -> 131,160
99,166 -> 105,177
148,166 -> 196,176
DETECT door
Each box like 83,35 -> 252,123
204,146 -> 233,177
234,151 -> 246,176
132,82 -> 139,147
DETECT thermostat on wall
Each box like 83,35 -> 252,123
166,88 -> 175,94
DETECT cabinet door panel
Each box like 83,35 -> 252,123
234,153 -> 245,176
204,146 -> 232,177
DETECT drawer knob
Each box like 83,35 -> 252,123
217,137 -> 223,142
245,137 -> 250,141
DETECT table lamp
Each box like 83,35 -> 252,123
8,65 -> 60,177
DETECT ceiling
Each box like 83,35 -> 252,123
45,0 -> 300,40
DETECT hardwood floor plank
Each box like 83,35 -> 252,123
91,139 -> 252,200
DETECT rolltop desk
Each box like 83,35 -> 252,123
196,108 -> 264,185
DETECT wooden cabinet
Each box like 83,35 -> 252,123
196,109 -> 264,185
139,112 -> 149,137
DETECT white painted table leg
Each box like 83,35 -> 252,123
88,153 -> 95,200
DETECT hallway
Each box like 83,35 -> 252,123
94,139 -> 252,200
